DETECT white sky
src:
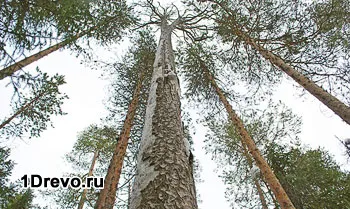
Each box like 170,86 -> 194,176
0,44 -> 349,209
1,1 -> 350,208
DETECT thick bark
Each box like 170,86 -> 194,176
0,91 -> 45,130
95,73 -> 144,209
129,20 -> 197,209
77,151 -> 99,209
201,63 -> 295,209
0,39 -> 72,80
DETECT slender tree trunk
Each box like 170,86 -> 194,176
0,91 -> 45,130
236,29 -> 350,125
129,19 -> 197,209
127,182 -> 131,209
200,61 -> 295,209
77,150 -> 99,209
255,179 -> 269,209
95,73 -> 144,209
0,18 -> 107,80
240,139 -> 269,209
206,0 -> 350,125
0,39 -> 73,80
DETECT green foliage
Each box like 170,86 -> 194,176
267,143 -> 350,208
177,42 -> 219,106
205,101 -> 302,208
65,124 -> 118,172
0,0 -> 135,70
43,125 -> 118,208
0,147 -> 37,208
177,41 -> 280,117
0,69 -> 68,139
205,0 -> 350,105
312,0 -> 350,49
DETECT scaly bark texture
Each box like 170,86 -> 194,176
200,62 -> 295,209
130,19 -> 197,209
77,151 -> 99,209
95,73 -> 144,209
0,40 -> 72,80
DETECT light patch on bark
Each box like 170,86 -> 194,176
130,20 -> 197,209
130,67 -> 162,208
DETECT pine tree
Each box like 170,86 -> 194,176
0,0 -> 134,80
128,3 -> 204,208
179,43 -> 295,209
195,0 -> 350,125
0,70 -> 68,139
95,30 -> 156,209
0,146 -> 39,208
42,125 -> 118,209
267,143 -> 350,208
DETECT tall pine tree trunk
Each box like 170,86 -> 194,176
77,150 -> 99,209
235,29 -> 350,125
0,39 -> 73,80
240,137 -> 268,209
95,72 -> 144,209
0,19 -> 107,80
204,0 -> 350,125
129,19 -> 197,209
200,61 -> 295,209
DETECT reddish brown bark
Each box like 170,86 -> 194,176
95,73 -> 144,209
236,29 -> 350,125
200,62 -> 295,209
255,179 -> 269,209
0,39 -> 72,80
240,138 -> 268,209
199,0 -> 350,125
0,20 -> 104,80
77,150 -> 99,209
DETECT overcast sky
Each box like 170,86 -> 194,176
1,1 -> 350,208
0,42 -> 349,209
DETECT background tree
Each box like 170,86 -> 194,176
267,143 -> 350,208
95,29 -> 156,209
0,0 -> 135,79
178,42 -> 295,208
193,0 -> 350,125
0,146 -> 42,208
42,124 -> 118,209
0,70 -> 68,139
205,100 -> 350,208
